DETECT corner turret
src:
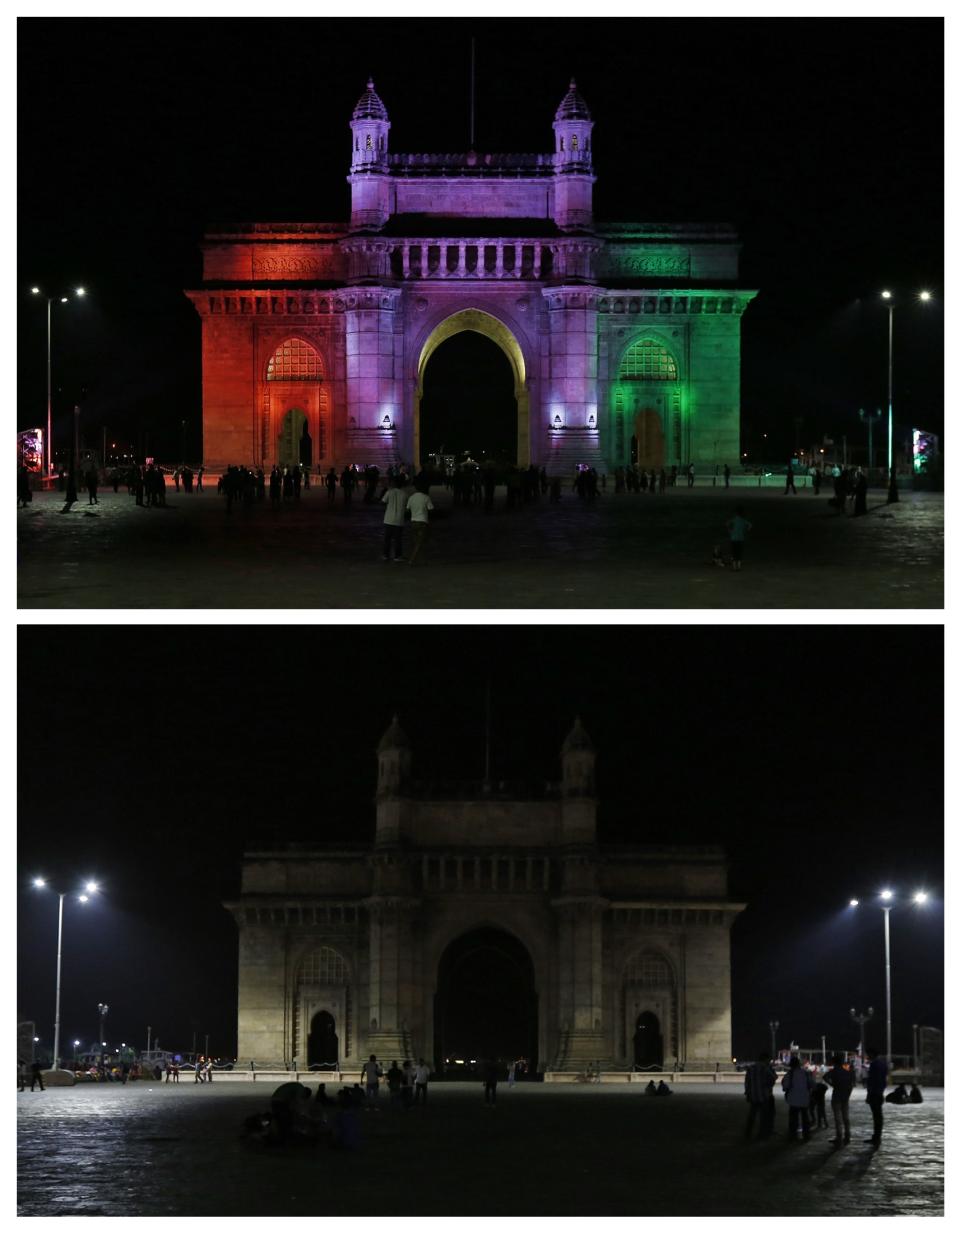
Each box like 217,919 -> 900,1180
560,716 -> 597,846
552,79 -> 595,230
349,78 -> 392,229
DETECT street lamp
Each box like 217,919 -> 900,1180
768,1019 -> 780,1059
850,1006 -> 874,1067
879,289 -> 933,505
850,889 -> 930,1063
98,1004 -> 109,1074
29,286 -> 88,478
32,878 -> 98,1070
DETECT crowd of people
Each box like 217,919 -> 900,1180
743,1048 -> 923,1147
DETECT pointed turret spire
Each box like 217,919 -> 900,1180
352,77 -> 389,121
561,715 -> 593,753
377,713 -> 410,752
554,77 -> 591,122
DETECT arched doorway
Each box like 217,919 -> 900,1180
434,927 -> 537,1073
420,332 -> 517,464
307,1010 -> 338,1068
415,309 -> 530,470
633,1011 -> 663,1070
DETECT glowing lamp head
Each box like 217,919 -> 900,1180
78,894 -> 89,903
75,287 -> 86,296
880,889 -> 894,901
914,891 -> 928,904
849,898 -> 859,907
881,290 -> 893,299
919,291 -> 931,301
85,881 -> 98,893
31,286 -> 41,295
60,296 -> 68,303
33,877 -> 46,888
73,1040 -> 80,1047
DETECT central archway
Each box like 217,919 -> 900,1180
434,927 -> 537,1073
415,309 -> 530,470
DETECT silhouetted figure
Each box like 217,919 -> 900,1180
85,466 -> 99,504
743,1052 -> 777,1139
854,469 -> 868,516
864,1048 -> 889,1145
908,1084 -> 923,1104
784,463 -> 797,494
482,1058 -> 500,1105
782,1056 -> 813,1141
723,463 -> 731,488
30,1062 -> 45,1091
825,1053 -> 854,1145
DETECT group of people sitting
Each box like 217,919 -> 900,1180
242,1081 -> 364,1150
644,1079 -> 673,1096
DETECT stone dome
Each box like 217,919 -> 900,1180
377,713 -> 410,752
353,78 -> 389,122
561,715 -> 594,753
555,78 -> 591,122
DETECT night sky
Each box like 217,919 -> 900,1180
18,16 -> 943,465
17,625 -> 943,1063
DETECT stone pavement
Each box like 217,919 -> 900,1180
17,485 -> 943,609
16,1081 -> 944,1216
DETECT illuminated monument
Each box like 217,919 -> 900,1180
224,718 -> 745,1073
187,79 -> 756,475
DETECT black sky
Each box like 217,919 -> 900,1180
17,625 -> 943,1061
18,16 -> 943,464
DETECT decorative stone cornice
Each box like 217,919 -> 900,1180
596,290 -> 758,316
184,287 -> 402,316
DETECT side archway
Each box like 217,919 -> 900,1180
612,333 -> 682,469
263,336 -> 328,467
293,946 -> 351,1067
623,949 -> 678,1069
414,309 -> 531,469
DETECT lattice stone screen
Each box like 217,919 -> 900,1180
619,339 -> 678,381
267,338 -> 323,381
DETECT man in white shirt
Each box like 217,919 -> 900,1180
381,477 -> 408,561
414,1058 -> 431,1105
406,486 -> 435,565
361,1054 -> 383,1105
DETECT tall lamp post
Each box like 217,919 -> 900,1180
29,286 -> 87,478
32,878 -> 98,1071
98,1003 -> 109,1074
880,289 -> 932,505
850,889 -> 929,1062
768,1019 -> 780,1059
850,1005 -> 874,1067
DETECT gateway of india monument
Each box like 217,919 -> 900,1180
224,718 -> 746,1075
187,79 -> 756,476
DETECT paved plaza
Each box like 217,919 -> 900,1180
16,1080 -> 943,1217
17,484 -> 943,609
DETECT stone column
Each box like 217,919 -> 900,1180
401,244 -> 410,279
533,243 -> 542,279
457,243 -> 466,278
552,897 -> 608,1069
495,243 -> 504,278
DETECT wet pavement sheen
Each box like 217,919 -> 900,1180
16,1081 -> 944,1216
17,485 -> 943,609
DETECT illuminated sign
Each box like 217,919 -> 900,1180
912,429 -> 938,475
17,428 -> 43,473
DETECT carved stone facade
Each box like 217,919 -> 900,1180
224,718 -> 746,1073
186,79 -> 757,474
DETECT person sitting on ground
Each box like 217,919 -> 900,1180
656,1080 -> 672,1096
885,1083 -> 909,1104
645,1079 -> 657,1095
908,1083 -> 923,1104
269,1080 -> 314,1144
315,1083 -> 334,1106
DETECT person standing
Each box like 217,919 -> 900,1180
812,466 -> 822,495
361,1054 -> 382,1107
406,485 -> 434,565
853,468 -> 868,516
194,1056 -> 205,1084
723,463 -> 731,488
205,1057 -> 214,1083
326,467 -> 338,502
507,1060 -> 517,1088
782,1056 -> 813,1142
743,1052 -> 777,1139
196,466 -> 204,492
381,476 -> 408,562
825,1052 -> 854,1145
414,1058 -> 430,1106
864,1047 -> 889,1145
687,463 -> 695,488
401,1060 -> 414,1109
784,462 -> 797,494
86,464 -> 99,505
29,1061 -> 45,1092
725,506 -> 753,572
482,1058 -> 500,1106
171,1060 -> 180,1083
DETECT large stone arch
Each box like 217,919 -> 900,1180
621,947 -> 680,1068
412,308 -> 532,468
289,944 -> 353,1068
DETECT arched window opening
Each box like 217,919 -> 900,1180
619,338 -> 678,381
366,133 -> 372,150
571,133 -> 579,151
267,338 -> 323,382
299,947 -> 348,986
355,138 -> 359,152
625,952 -> 674,987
